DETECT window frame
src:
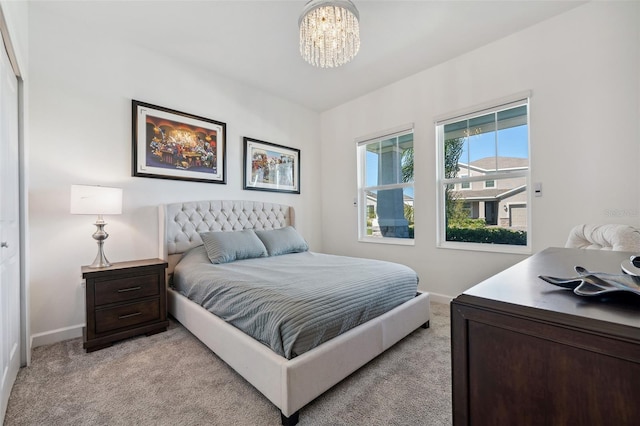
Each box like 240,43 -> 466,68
435,93 -> 532,254
356,124 -> 415,246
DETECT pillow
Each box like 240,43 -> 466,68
199,229 -> 267,264
255,226 -> 309,256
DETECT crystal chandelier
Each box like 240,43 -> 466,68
298,0 -> 360,68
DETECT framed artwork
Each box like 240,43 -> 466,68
132,100 -> 226,184
243,137 -> 300,194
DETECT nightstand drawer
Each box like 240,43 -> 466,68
95,299 -> 160,334
94,274 -> 160,306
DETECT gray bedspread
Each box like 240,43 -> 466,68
173,246 -> 419,359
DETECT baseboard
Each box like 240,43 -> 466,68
428,292 -> 454,305
29,295 -> 454,348
31,324 -> 83,348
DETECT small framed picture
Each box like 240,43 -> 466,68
132,100 -> 226,184
243,137 -> 300,194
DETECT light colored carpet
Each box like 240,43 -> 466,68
4,302 -> 451,426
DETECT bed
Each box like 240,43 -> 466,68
159,200 -> 430,425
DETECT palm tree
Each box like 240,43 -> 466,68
444,138 -> 465,224
401,147 -> 414,183
401,147 -> 415,230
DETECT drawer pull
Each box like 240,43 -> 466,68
117,286 -> 142,293
119,312 -> 142,320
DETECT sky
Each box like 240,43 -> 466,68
460,125 -> 528,165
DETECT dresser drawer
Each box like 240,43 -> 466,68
95,299 -> 160,334
94,273 -> 160,306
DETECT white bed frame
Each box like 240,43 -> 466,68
159,200 -> 430,425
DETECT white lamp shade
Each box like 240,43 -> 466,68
70,185 -> 123,215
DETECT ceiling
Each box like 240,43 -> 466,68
38,0 -> 585,112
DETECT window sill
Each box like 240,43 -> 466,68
359,237 -> 415,246
437,240 -> 531,255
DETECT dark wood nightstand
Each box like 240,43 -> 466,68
82,258 -> 169,352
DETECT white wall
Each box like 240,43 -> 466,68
27,5 -> 321,344
320,2 -> 640,300
25,1 -> 640,343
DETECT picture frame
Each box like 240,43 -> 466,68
243,137 -> 300,194
132,100 -> 226,184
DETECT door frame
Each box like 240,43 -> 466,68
0,5 -> 28,366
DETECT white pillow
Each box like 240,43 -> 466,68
200,229 -> 268,264
255,226 -> 309,256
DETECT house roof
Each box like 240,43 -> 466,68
461,156 -> 528,173
455,185 -> 527,202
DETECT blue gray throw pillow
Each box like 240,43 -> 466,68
255,226 -> 309,256
200,229 -> 268,264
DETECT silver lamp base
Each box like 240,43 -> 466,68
89,216 -> 111,268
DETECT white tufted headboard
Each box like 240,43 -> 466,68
159,200 -> 294,273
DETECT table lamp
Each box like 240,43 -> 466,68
70,184 -> 123,268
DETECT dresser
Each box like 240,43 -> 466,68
82,258 -> 169,352
451,247 -> 640,425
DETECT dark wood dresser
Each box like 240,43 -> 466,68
82,258 -> 168,352
451,247 -> 640,425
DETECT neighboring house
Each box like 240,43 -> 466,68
455,157 -> 528,230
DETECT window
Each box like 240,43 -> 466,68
357,127 -> 414,244
436,96 -> 530,252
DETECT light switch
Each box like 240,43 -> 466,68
534,182 -> 542,197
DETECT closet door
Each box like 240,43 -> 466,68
0,28 -> 20,421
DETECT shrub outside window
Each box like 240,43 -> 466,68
357,127 -> 414,244
436,97 -> 530,253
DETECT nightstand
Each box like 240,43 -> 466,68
82,258 -> 169,352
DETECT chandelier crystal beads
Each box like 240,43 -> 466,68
299,0 -> 360,68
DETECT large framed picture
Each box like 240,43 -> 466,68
132,100 -> 226,184
243,137 -> 300,194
